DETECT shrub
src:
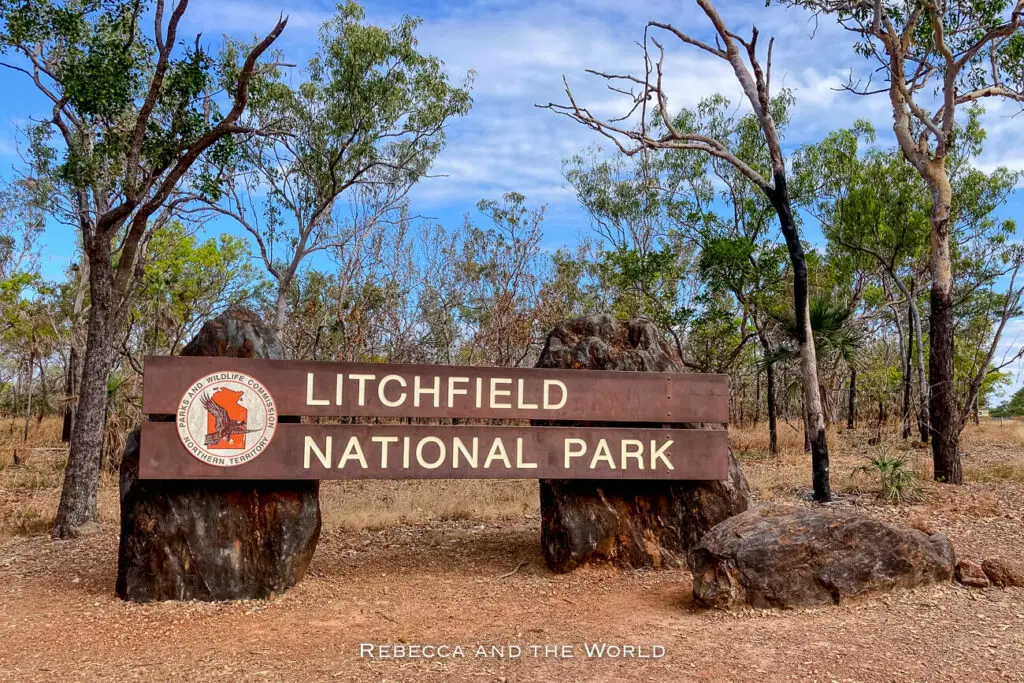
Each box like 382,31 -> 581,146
853,450 -> 924,504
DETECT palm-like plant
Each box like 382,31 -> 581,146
763,294 -> 865,434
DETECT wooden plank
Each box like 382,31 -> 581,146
140,422 -> 730,481
141,356 -> 729,423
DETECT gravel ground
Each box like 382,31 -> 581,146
1,510 -> 1023,682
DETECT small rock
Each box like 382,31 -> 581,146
981,557 -> 1024,588
955,559 -> 990,588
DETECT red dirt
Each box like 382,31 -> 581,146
2,515 -> 1023,682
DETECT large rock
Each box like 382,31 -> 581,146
689,504 -> 956,609
535,315 -> 750,572
116,307 -> 321,602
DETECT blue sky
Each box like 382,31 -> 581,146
3,0 -> 1024,394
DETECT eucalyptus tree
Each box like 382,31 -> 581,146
205,1 -> 472,341
0,0 -> 287,537
543,1 -> 834,499
562,148 -> 699,348
800,115 -> 1024,456
682,95 -> 792,454
780,0 -> 1024,483
454,193 -> 548,368
796,124 -> 933,442
129,222 -> 261,359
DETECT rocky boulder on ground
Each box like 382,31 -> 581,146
956,559 -> 990,588
535,314 -> 750,573
981,557 -> 1024,588
689,504 -> 956,609
116,307 -> 321,602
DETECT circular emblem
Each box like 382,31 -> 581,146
176,371 -> 277,467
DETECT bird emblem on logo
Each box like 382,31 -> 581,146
201,388 -> 256,449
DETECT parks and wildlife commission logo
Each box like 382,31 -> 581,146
176,371 -> 277,467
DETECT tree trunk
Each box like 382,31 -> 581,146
926,164 -> 962,484
847,365 -> 857,430
62,263 -> 88,443
765,360 -> 777,455
771,180 -> 830,502
273,284 -> 289,343
902,277 -> 930,443
22,349 -> 35,444
61,345 -> 79,443
754,368 -> 761,424
902,305 -> 913,439
52,253 -> 116,538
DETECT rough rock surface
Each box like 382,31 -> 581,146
689,504 -> 956,609
116,307 -> 321,602
956,559 -> 990,588
981,557 -> 1024,587
535,315 -> 750,573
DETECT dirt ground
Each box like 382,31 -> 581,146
2,419 -> 1024,682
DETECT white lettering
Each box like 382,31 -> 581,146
349,374 -> 376,406
621,439 -> 645,469
590,439 -> 615,469
517,378 -> 538,409
378,375 -> 407,407
372,436 -> 399,467
564,438 -> 586,468
448,377 -> 469,408
416,437 -> 446,469
543,379 -> 568,410
414,375 -> 440,408
490,377 -> 512,409
651,440 -> 674,470
484,438 -> 512,468
339,436 -> 368,469
515,438 -> 537,468
304,435 -> 332,468
306,373 -> 330,406
453,437 -> 478,468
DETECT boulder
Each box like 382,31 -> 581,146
116,307 -> 321,602
981,557 -> 1024,588
535,315 -> 750,572
956,559 -> 990,588
689,504 -> 956,609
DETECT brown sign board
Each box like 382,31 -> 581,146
139,356 -> 730,481
140,423 -> 729,480
142,357 -> 729,423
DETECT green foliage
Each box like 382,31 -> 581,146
134,222 -> 262,353
992,386 -> 1024,417
853,449 -> 924,505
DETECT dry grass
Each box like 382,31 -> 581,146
320,479 -> 538,530
0,417 -> 120,537
4,415 -> 1024,539
0,416 -> 539,537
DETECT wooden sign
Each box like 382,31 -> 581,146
139,357 -> 730,481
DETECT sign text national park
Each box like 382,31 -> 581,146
140,357 -> 730,481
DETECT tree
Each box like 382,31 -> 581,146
780,0 -> 1024,483
455,193 -> 548,368
544,0 -> 834,501
796,125 -> 933,442
563,147 -> 698,344
0,0 -> 287,537
206,1 -> 472,342
129,223 -> 262,359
